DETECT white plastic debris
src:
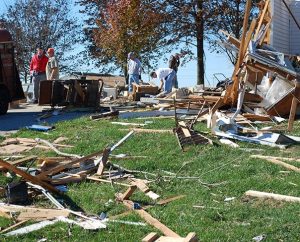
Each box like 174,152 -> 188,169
224,197 -> 236,202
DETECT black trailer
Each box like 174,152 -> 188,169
0,29 -> 25,114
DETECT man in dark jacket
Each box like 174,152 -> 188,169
168,53 -> 180,88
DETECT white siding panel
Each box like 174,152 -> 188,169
271,0 -> 300,54
290,1 -> 300,54
271,0 -> 291,53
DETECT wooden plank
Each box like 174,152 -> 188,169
132,179 -> 150,193
96,147 -> 111,175
258,18 -> 272,46
254,0 -> 270,39
245,190 -> 300,203
17,208 -> 69,221
0,159 -> 61,194
87,176 -> 131,187
242,18 -> 257,57
123,200 -> 180,238
0,144 -> 32,155
225,0 -> 251,104
119,186 -> 137,200
74,80 -> 85,100
142,232 -> 160,242
37,150 -> 103,178
210,98 -> 224,115
178,122 -> 191,138
90,111 -> 119,120
251,155 -> 300,173
251,155 -> 300,163
0,208 -> 11,219
157,195 -> 186,206
183,232 -> 198,242
0,220 -> 29,234
0,155 -> 37,170
119,128 -> 173,134
288,96 -> 299,131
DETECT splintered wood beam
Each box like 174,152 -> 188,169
251,155 -> 300,173
123,200 -> 181,238
258,17 -> 272,46
242,18 -> 257,57
118,186 -> 137,200
250,155 -> 300,163
225,0 -> 252,104
288,96 -> 299,131
96,147 -> 111,175
0,155 -> 37,170
0,220 -> 29,234
254,0 -> 270,39
0,159 -> 61,194
157,195 -> 186,206
236,0 -> 251,68
245,190 -> 300,203
210,98 -> 224,115
231,18 -> 257,103
37,150 -> 103,178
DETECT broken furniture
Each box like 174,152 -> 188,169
39,78 -> 104,107
132,82 -> 159,101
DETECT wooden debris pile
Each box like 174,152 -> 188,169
0,132 -> 198,240
219,0 -> 300,130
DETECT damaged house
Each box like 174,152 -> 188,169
218,0 -> 300,132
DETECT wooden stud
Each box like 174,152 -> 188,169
87,176 -> 131,187
0,220 -> 29,234
245,190 -> 300,203
254,0 -> 270,39
142,232 -> 160,242
119,186 -> 137,200
96,147 -> 111,175
183,232 -> 198,242
288,96 -> 299,131
157,195 -> 186,206
251,155 -> 300,173
123,200 -> 180,238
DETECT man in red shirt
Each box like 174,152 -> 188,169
29,47 -> 48,103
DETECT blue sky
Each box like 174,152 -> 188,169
0,0 -> 234,87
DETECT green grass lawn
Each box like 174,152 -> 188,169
0,115 -> 299,241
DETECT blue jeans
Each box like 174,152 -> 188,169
32,73 -> 46,101
128,74 -> 139,92
164,70 -> 176,93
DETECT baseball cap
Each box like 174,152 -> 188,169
47,48 -> 54,53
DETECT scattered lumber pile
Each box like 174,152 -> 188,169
0,131 -> 198,239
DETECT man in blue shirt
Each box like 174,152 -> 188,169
127,52 -> 142,93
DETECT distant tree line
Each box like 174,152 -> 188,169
1,0 -> 260,85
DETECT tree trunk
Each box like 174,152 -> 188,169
196,0 -> 204,86
124,64 -> 128,85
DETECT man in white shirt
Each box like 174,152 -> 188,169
127,52 -> 142,93
150,68 -> 176,94
46,48 -> 59,80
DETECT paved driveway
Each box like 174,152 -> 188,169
0,103 -> 91,133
